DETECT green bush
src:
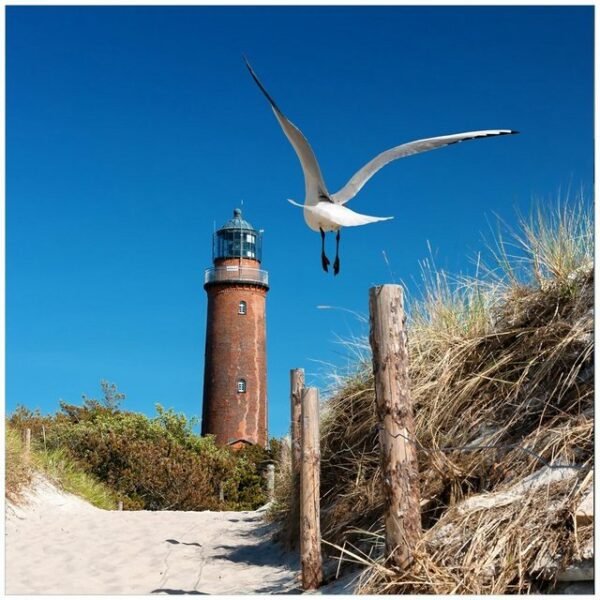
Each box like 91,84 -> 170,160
9,382 -> 272,511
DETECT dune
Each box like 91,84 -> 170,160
6,473 -> 301,595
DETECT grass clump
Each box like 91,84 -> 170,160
5,426 -> 32,504
275,196 -> 594,594
31,445 -> 119,510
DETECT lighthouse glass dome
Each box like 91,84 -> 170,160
213,209 -> 263,262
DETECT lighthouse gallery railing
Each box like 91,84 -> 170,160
204,266 -> 269,287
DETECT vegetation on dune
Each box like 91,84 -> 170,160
5,423 -> 118,509
9,382 -> 273,511
32,445 -> 120,510
274,196 -> 594,594
5,426 -> 32,504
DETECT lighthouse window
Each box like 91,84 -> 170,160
237,379 -> 247,393
238,301 -> 247,315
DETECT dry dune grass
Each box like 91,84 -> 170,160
6,426 -> 32,504
274,197 -> 594,594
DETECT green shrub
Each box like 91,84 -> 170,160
9,385 -> 271,511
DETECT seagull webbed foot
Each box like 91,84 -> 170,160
333,256 -> 340,276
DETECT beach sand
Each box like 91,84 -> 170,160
6,474 -> 301,595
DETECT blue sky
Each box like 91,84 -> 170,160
6,6 -> 593,437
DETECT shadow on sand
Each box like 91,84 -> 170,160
151,589 -> 208,595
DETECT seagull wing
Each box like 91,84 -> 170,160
245,58 -> 328,205
331,130 -> 518,205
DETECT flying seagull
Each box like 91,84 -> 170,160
245,58 -> 518,275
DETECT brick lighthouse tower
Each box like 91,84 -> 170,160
201,208 -> 269,448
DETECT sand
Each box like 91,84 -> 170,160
5,474 -> 302,595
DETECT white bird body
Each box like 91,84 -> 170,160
288,198 -> 392,232
244,58 -> 518,273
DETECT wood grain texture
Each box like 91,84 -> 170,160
290,368 -> 305,476
300,387 -> 322,590
369,285 -> 421,570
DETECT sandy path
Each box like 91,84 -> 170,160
6,475 -> 300,595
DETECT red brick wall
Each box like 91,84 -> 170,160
214,257 -> 262,268
201,259 -> 268,447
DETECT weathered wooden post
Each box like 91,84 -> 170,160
118,500 -> 124,511
22,428 -> 31,463
266,463 -> 275,501
369,284 -> 421,570
290,368 -> 304,476
300,387 -> 322,590
280,435 -> 292,475
218,482 -> 225,503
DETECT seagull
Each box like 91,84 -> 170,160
244,58 -> 518,275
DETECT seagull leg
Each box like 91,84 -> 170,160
320,228 -> 330,272
333,230 -> 341,275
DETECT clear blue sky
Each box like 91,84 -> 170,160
6,6 -> 593,437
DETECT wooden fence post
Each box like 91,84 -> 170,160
369,285 -> 421,570
22,428 -> 31,463
290,368 -> 304,477
300,387 -> 322,590
280,435 -> 292,475
266,463 -> 275,501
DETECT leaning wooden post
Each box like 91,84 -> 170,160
300,387 -> 323,590
369,285 -> 421,570
290,368 -> 304,477
22,428 -> 31,463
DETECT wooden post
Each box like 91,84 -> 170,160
266,463 -> 275,501
218,482 -> 225,503
300,387 -> 322,590
280,435 -> 292,475
369,285 -> 420,570
118,500 -> 123,511
290,368 -> 304,477
22,428 -> 31,463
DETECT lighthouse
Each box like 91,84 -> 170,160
201,209 -> 269,448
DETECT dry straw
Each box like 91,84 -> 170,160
273,195 -> 593,594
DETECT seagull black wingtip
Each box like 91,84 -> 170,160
242,54 -> 252,72
243,58 -> 284,115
